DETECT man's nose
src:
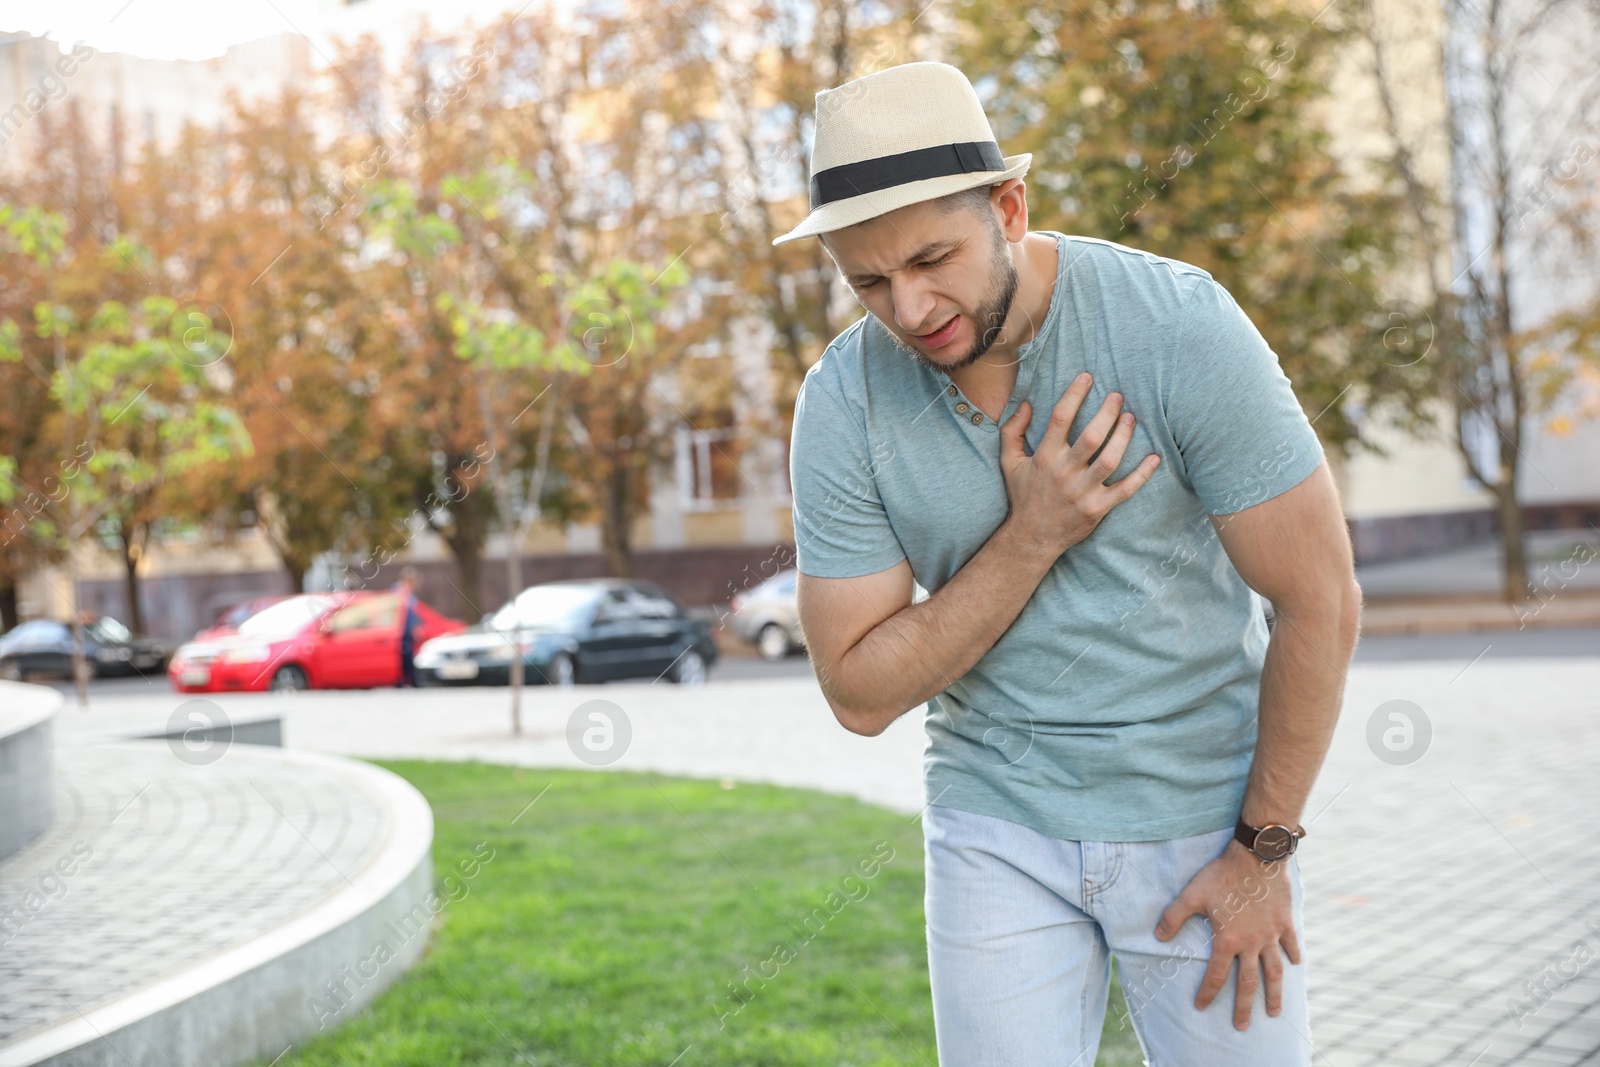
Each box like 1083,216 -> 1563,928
891,277 -> 939,334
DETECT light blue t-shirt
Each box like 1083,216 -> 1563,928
788,230 -> 1325,843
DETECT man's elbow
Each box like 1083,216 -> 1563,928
825,694 -> 891,737
1274,575 -> 1363,639
817,676 -> 895,736
811,651 -> 887,735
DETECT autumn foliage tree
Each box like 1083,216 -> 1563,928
947,0 -> 1436,463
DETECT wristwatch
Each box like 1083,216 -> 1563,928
1234,818 -> 1305,862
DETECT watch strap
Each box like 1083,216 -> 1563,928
1234,818 -> 1306,860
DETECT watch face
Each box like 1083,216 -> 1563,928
1255,825 -> 1295,860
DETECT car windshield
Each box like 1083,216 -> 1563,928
237,594 -> 344,639
221,598 -> 277,628
85,616 -> 132,643
489,586 -> 599,632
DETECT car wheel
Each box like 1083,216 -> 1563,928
0,661 -> 20,681
756,623 -> 790,662
270,665 -> 309,692
670,648 -> 708,685
546,652 -> 576,687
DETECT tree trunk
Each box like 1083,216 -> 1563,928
453,540 -> 484,618
0,578 -> 17,633
440,474 -> 491,618
1494,460 -> 1528,602
266,537 -> 309,593
120,530 -> 144,635
599,460 -> 634,579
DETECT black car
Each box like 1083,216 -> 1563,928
0,615 -> 171,681
414,578 -> 717,686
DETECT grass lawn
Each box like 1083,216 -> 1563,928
263,761 -> 1146,1066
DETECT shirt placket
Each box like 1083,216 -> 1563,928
939,341 -> 1042,435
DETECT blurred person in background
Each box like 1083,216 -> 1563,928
394,566 -> 423,688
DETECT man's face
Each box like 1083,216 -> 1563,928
822,195 -> 1018,375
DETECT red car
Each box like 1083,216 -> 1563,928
168,590 -> 464,692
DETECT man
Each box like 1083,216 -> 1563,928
394,566 -> 423,688
779,62 -> 1361,1065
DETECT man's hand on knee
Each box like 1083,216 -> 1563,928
1152,842 -> 1301,1030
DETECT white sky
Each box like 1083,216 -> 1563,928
0,0 -> 542,62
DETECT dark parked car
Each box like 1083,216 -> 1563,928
415,578 -> 716,686
0,615 -> 170,681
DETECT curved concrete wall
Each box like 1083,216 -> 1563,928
0,745 -> 435,1067
0,682 -> 59,862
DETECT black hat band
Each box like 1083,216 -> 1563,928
808,140 -> 1007,210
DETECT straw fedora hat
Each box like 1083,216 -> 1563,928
771,61 -> 1031,246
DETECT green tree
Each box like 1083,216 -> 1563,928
0,207 -> 250,704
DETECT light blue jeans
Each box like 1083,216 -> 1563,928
922,803 -> 1314,1066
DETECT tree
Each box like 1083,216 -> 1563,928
547,258 -> 696,579
1357,0 -> 1600,601
0,206 -> 249,704
371,13 -> 735,586
181,89 -> 411,593
949,0 -> 1435,463
0,203 -> 68,632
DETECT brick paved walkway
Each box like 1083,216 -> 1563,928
1297,656 -> 1600,1066
0,741 -> 395,1052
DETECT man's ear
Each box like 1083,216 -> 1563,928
993,179 -> 1029,242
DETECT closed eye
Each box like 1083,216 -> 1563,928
850,250 -> 953,290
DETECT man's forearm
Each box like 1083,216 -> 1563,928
828,518 -> 1060,735
1238,584 -> 1362,828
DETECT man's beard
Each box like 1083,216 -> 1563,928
884,227 -> 1019,375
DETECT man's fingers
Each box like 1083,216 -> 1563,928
1087,411 -> 1135,482
1067,391 -> 1124,467
1194,951 -> 1232,1011
1233,955 -> 1259,1030
1263,950 -> 1285,1018
1103,452 -> 1162,506
1000,399 -> 1031,465
1281,926 -> 1303,966
1045,373 -> 1094,451
1154,893 -> 1197,941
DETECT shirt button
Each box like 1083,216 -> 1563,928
971,413 -> 983,424
955,402 -> 969,413
947,385 -> 958,396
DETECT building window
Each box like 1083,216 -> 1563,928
675,423 -> 742,509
